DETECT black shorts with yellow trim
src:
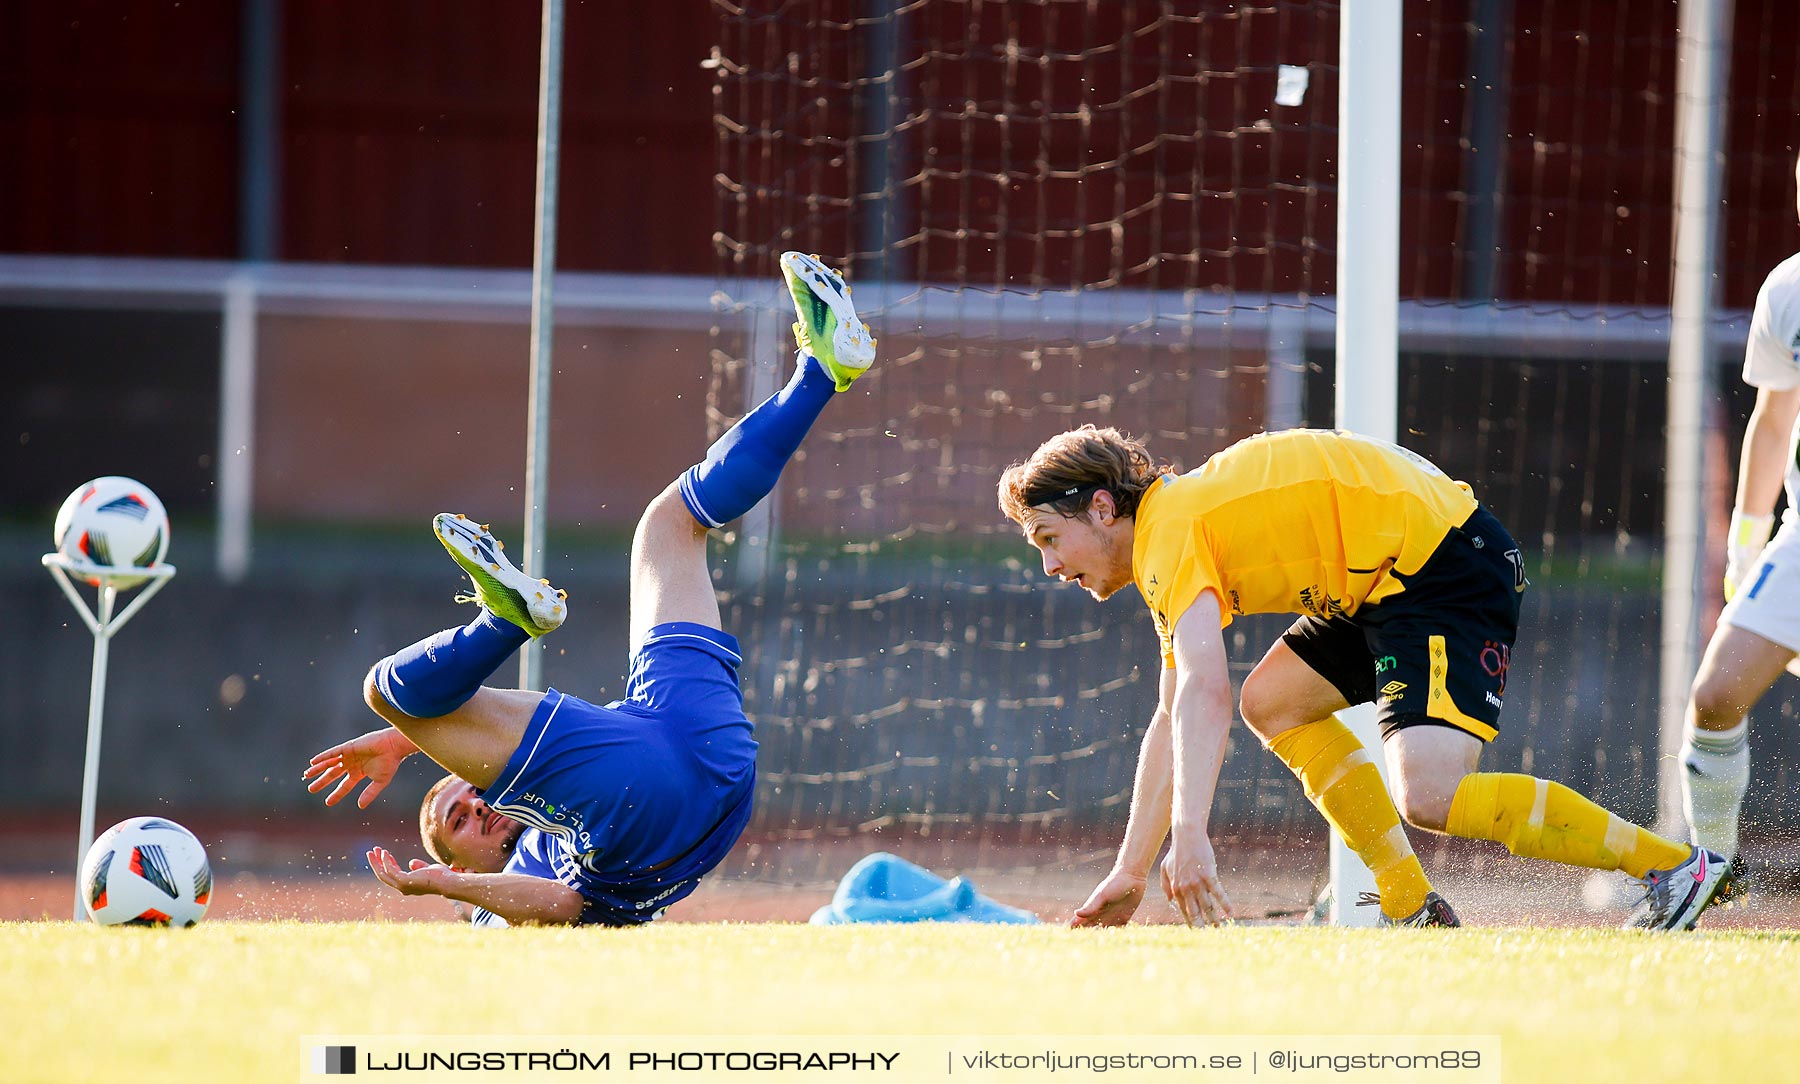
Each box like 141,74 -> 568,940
1280,506 -> 1526,742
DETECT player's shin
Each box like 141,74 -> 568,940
1445,773 -> 1689,877
677,355 -> 836,528
372,610 -> 530,718
1268,717 -> 1433,920
1679,720 -> 1750,861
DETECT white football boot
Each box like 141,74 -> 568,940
433,513 -> 567,637
1624,846 -> 1730,931
779,251 -> 876,391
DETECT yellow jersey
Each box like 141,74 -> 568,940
1132,429 -> 1479,666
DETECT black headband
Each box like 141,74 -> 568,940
1023,481 -> 1104,509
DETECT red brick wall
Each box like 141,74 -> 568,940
3,2 -> 1796,299
0,0 -> 717,272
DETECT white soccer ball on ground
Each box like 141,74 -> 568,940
79,817 -> 212,927
52,476 -> 171,589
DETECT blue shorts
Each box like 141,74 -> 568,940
477,622 -> 758,924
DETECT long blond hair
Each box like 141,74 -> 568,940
997,425 -> 1168,525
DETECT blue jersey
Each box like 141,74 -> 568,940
470,622 -> 757,927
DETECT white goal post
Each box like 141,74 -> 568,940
1328,1 -> 1404,927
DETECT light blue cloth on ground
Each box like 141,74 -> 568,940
808,852 -> 1040,925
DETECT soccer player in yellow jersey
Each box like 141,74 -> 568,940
998,425 -> 1730,930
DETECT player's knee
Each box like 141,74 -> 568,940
362,663 -> 407,726
363,664 -> 386,713
638,482 -> 708,551
1391,783 -> 1451,833
1689,670 -> 1749,729
1237,675 -> 1287,740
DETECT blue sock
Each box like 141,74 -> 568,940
679,353 -> 837,527
372,610 -> 530,718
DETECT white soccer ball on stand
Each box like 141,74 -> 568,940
42,479 -> 183,922
51,476 -> 172,590
78,817 -> 212,927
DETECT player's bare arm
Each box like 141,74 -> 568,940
1727,386 -> 1800,595
303,728 -> 421,808
1071,666 -> 1175,928
1739,386 -> 1800,511
365,847 -> 585,925
1161,591 -> 1237,927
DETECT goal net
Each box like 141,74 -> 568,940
705,0 -> 1797,923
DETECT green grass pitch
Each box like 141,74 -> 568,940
4,921 -> 1796,1083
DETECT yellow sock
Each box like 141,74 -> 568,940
1445,773 -> 1690,878
1268,718 -> 1430,919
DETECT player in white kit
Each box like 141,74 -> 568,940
1679,158 -> 1800,895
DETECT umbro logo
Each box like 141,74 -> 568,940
1380,680 -> 1407,698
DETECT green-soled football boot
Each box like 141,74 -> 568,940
780,251 -> 876,391
433,513 -> 566,637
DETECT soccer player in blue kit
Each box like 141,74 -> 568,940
301,253 -> 875,926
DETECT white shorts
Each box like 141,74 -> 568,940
1720,518 -> 1800,654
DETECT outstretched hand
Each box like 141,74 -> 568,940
303,728 -> 419,808
366,846 -> 451,897
1161,826 -> 1235,927
1071,868 -> 1148,927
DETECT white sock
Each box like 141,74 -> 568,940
1680,719 -> 1750,861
